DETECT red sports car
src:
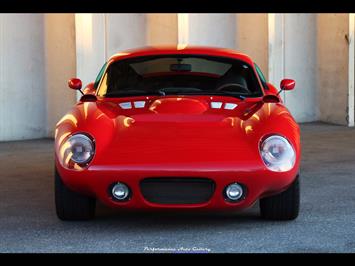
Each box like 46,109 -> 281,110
55,46 -> 300,221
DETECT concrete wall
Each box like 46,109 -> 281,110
75,14 -> 106,90
0,14 -> 77,141
106,14 -> 146,56
317,14 -> 349,125
0,14 -> 46,141
44,14 -> 76,137
284,14 -> 318,123
147,14 -> 178,45
76,14 -> 147,88
236,14 -> 268,78
268,14 -> 318,123
187,14 -> 236,49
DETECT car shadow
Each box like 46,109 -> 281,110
87,201 -> 268,228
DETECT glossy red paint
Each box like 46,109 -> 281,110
82,82 -> 96,95
280,79 -> 296,91
68,78 -> 82,91
55,46 -> 300,212
265,82 -> 283,103
109,46 -> 256,67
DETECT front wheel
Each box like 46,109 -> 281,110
259,176 -> 300,220
55,167 -> 96,221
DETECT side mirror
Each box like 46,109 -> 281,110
263,94 -> 280,103
80,94 -> 97,102
280,79 -> 295,91
68,78 -> 82,91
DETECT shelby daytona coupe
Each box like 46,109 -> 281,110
55,46 -> 300,221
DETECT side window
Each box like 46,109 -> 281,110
94,62 -> 108,89
254,64 -> 269,90
97,73 -> 108,97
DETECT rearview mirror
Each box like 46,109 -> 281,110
170,63 -> 192,72
280,79 -> 295,91
68,78 -> 82,91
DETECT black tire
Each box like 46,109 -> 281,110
260,176 -> 300,220
55,167 -> 96,221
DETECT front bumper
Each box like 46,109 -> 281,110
56,158 -> 299,211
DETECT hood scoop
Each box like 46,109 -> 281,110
148,97 -> 209,114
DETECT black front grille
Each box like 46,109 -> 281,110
140,178 -> 215,204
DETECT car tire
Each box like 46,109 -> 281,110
259,176 -> 300,220
55,167 -> 96,221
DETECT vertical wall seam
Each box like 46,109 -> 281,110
44,14 -> 50,137
282,14 -> 286,103
348,14 -> 355,127
268,13 -> 286,103
104,13 -> 108,61
267,13 -> 274,85
177,13 -> 189,45
74,14 -> 81,101
0,16 -> 3,139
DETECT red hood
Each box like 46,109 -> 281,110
55,95 -> 300,170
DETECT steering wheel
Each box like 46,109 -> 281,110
215,83 -> 250,94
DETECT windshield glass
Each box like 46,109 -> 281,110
97,55 -> 263,98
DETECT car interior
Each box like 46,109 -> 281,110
99,56 -> 263,97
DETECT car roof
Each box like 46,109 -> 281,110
108,45 -> 255,65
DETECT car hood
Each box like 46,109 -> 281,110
56,95 -> 299,169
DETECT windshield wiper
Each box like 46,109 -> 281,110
158,89 -> 166,96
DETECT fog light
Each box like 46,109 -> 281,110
111,182 -> 130,201
225,183 -> 244,202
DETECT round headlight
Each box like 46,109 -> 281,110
63,134 -> 95,165
260,135 -> 295,172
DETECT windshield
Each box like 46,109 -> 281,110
97,55 -> 263,98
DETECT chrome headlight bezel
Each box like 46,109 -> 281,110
61,133 -> 95,166
259,135 -> 296,172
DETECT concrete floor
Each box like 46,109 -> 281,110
0,122 -> 355,253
